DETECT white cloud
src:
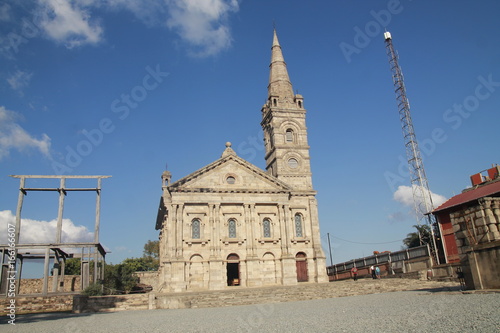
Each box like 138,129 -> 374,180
0,3 -> 11,22
0,106 -> 52,160
106,0 -> 165,26
36,0 -> 103,48
7,70 -> 33,92
2,1 -> 239,56
393,185 -> 447,216
165,0 -> 239,57
388,211 -> 407,224
0,210 -> 94,245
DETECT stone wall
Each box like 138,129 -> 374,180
450,197 -> 500,289
450,198 -> 500,251
19,275 -> 81,294
461,240 -> 500,289
0,295 -> 73,315
73,294 -> 150,313
134,271 -> 159,290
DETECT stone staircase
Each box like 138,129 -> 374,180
6,278 -> 461,314
153,278 -> 460,310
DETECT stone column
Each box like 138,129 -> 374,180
279,203 -> 297,285
245,204 -> 256,259
250,204 -> 257,255
308,197 -> 325,258
209,204 -> 216,259
279,204 -> 290,255
308,197 -> 328,283
245,203 -> 261,287
214,204 -> 221,257
170,204 -> 178,259
176,204 -> 184,259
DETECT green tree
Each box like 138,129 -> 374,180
101,240 -> 160,294
141,240 -> 159,270
403,224 -> 431,248
103,262 -> 138,294
64,258 -> 81,275
143,240 -> 159,258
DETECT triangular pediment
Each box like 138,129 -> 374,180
169,154 -> 291,193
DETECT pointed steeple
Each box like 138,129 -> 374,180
261,29 -> 312,190
268,29 -> 295,102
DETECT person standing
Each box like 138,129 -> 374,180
370,265 -> 376,279
350,266 -> 358,281
375,266 -> 381,279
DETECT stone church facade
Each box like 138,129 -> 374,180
155,30 -> 328,292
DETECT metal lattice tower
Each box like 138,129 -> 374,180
384,31 -> 440,265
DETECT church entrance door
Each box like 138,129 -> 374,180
295,252 -> 308,282
227,254 -> 240,286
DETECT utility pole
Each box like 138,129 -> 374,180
327,233 -> 333,266
384,31 -> 441,265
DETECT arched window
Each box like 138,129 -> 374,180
298,101 -> 302,108
273,98 -> 277,107
294,214 -> 303,237
228,219 -> 236,238
263,218 -> 271,238
285,128 -> 294,143
192,219 -> 201,239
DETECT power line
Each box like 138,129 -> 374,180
328,234 -> 403,245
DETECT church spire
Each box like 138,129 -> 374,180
261,29 -> 312,190
268,29 -> 295,101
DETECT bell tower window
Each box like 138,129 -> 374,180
285,129 -> 294,143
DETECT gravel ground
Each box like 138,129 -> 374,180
2,290 -> 499,332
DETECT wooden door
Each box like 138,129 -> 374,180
296,260 -> 308,282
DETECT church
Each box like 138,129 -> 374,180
155,30 -> 328,292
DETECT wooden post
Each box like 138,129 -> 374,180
14,177 -> 25,246
94,178 -> 102,284
56,178 -> 66,243
42,248 -> 50,295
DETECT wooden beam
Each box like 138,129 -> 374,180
10,175 -> 111,179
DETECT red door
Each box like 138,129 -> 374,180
295,252 -> 308,282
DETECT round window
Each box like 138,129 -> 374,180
226,176 -> 236,184
288,158 -> 299,169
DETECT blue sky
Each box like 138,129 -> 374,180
1,0 -> 499,276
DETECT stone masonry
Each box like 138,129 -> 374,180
154,30 -> 328,293
450,197 -> 500,289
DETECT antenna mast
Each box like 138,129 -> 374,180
384,31 -> 440,265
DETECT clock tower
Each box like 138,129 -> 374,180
261,30 -> 314,192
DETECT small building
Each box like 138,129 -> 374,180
154,30 -> 328,293
432,165 -> 500,289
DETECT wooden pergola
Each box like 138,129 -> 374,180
0,175 -> 110,295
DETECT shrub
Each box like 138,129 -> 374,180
82,282 -> 103,296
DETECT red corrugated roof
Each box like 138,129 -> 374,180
433,180 -> 500,213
